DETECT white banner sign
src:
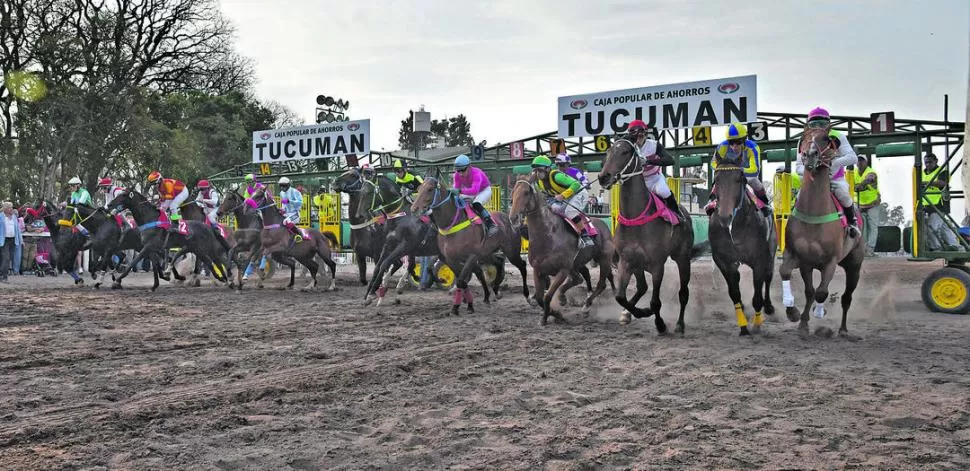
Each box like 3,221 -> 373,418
558,75 -> 757,138
252,119 -> 370,163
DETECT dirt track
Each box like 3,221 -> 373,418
0,257 -> 968,470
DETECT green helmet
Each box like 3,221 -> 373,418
531,155 -> 553,168
244,173 -> 255,182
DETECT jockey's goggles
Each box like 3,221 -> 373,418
728,139 -> 743,146
807,118 -> 830,129
455,166 -> 469,172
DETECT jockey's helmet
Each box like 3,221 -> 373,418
146,171 -> 162,184
68,177 -> 82,185
531,155 -> 553,168
807,107 -> 830,121
244,173 -> 255,182
278,177 -> 291,186
555,153 -> 570,165
197,179 -> 210,189
628,119 -> 648,132
392,159 -> 407,169
726,122 -> 748,142
454,154 -> 470,170
97,177 -> 112,187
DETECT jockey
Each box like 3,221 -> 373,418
67,177 -> 92,207
243,173 -> 267,208
706,122 -> 772,217
795,107 -> 860,237
194,179 -> 220,226
452,154 -> 498,236
554,153 -> 590,188
532,155 -> 593,248
96,177 -> 125,208
392,159 -> 424,201
627,120 -> 683,222
278,177 -> 304,242
147,170 -> 189,222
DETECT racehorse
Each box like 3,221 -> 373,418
708,152 -> 777,335
597,137 -> 708,335
779,126 -> 865,339
411,176 -> 530,315
508,175 -> 615,325
333,169 -> 392,286
218,189 -> 265,290
58,203 -> 143,289
107,190 -> 231,291
249,189 -> 338,291
356,174 -> 490,307
25,200 -> 83,284
169,195 -> 235,286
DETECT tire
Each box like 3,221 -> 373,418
921,267 -> 970,314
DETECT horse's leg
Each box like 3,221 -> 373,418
456,256 -> 480,315
838,263 -> 862,340
615,260 -> 651,323
449,260 -> 469,316
271,252 -> 297,289
316,239 -> 337,292
797,263 -> 815,336
112,245 -> 150,288
396,255 -> 415,294
714,255 -> 747,336
647,263 -> 668,335
297,254 -> 319,292
812,260 -> 839,321
150,251 -> 164,292
356,250 -> 368,285
489,258 -> 505,302
505,251 -> 530,303
779,250 -> 800,322
558,271 -> 584,307
581,252 -> 612,315
750,265 -> 767,335
674,254 -> 691,336
473,266 -> 491,305
541,269 -> 571,326
762,252 -> 776,318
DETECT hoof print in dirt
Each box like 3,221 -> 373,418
814,326 -> 835,338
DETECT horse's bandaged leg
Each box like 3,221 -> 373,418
753,311 -> 763,327
453,287 -> 464,305
734,303 -> 748,327
782,280 -> 794,307
813,302 -> 825,319
463,288 -> 473,304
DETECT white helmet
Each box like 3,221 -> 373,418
278,177 -> 291,185
68,177 -> 82,185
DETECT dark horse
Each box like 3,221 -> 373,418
411,177 -> 531,315
107,190 -> 231,291
779,126 -> 865,339
708,153 -> 777,335
25,200 -> 85,284
333,168 -> 392,286
59,203 -> 143,289
167,195 -> 236,286
250,189 -> 338,291
218,189 -> 265,290
597,137 -> 708,335
508,175 -> 615,325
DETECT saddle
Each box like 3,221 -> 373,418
549,204 -> 599,237
618,192 -> 679,227
203,219 -> 230,240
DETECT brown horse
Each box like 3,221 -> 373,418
508,175 -> 615,325
597,138 -> 708,335
411,177 -> 530,315
779,127 -> 865,339
217,189 -> 265,290
250,189 -> 339,291
709,154 -> 777,335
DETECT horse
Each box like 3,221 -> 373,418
333,169 -> 392,286
708,152 -> 778,335
778,126 -> 865,339
167,195 -> 235,286
58,203 -> 143,289
508,175 -> 615,325
218,189 -> 265,290
356,174 -> 490,307
106,190 -> 231,291
597,137 -> 709,335
411,176 -> 530,315
24,200 -> 84,284
249,189 -> 338,291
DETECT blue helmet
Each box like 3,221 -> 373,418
454,154 -> 470,169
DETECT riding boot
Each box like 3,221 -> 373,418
573,216 -> 593,249
754,188 -> 773,217
473,203 -> 499,236
286,223 -> 303,243
704,186 -> 718,216
843,205 -> 860,238
664,194 -> 684,222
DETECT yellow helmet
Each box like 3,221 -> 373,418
726,122 -> 748,141
392,159 -> 406,169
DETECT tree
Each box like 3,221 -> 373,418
397,111 -> 476,150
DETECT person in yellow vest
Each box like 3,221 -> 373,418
853,155 -> 881,255
921,152 -> 963,251
312,183 -> 329,228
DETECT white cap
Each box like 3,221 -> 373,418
68,177 -> 82,185
278,177 -> 291,185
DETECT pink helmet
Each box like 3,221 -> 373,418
807,107 -> 830,121
97,177 -> 113,187
627,119 -> 648,131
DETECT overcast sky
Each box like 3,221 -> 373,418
221,0 -> 969,219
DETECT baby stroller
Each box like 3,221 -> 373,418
34,237 -> 57,277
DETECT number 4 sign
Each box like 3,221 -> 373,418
871,112 -> 895,134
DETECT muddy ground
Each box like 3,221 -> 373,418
0,257 -> 968,470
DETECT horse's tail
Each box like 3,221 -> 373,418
321,230 -> 339,250
690,240 -> 711,260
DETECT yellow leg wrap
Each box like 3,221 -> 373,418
211,263 -> 224,279
734,303 -> 748,327
753,311 -> 764,327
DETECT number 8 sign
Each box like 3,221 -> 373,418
509,141 -> 524,160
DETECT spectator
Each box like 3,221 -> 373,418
920,152 -> 962,251
0,202 -> 24,282
588,195 -> 599,213
853,155 -> 881,256
13,209 -> 24,275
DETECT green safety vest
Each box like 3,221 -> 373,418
922,167 -> 944,206
853,167 -> 879,207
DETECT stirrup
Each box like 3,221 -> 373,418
847,225 -> 860,238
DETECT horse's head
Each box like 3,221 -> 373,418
333,168 -> 363,193
712,150 -> 747,221
598,137 -> 640,189
799,125 -> 838,174
410,176 -> 443,215
106,189 -> 136,214
509,175 -> 539,228
217,186 -> 242,218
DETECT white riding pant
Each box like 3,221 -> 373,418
552,190 -> 589,220
283,213 -> 301,226
831,177 -> 852,207
204,208 -> 219,226
159,188 -> 190,217
643,173 -> 671,198
469,186 -> 493,206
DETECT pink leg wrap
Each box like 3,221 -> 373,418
453,288 -> 464,305
377,286 -> 387,297
463,288 -> 473,304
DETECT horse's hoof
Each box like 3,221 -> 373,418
580,303 -> 591,315
798,326 -> 811,340
396,288 -> 404,295
675,323 -> 685,336
619,310 -> 631,325
394,298 -> 401,305
75,279 -> 84,286
111,282 -> 122,290
739,326 -> 751,336
552,312 -> 567,324
93,282 -> 101,290
192,279 -> 201,287
526,296 -> 537,307
764,304 -> 776,316
838,330 -> 862,342
540,316 -> 548,326
451,306 -> 459,316
467,305 -> 474,314
814,326 -> 835,338
376,298 -> 384,307
785,306 -> 800,322
655,321 -> 668,335
494,291 -> 503,301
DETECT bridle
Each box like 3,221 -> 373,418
512,179 -> 540,217
604,138 -> 645,186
